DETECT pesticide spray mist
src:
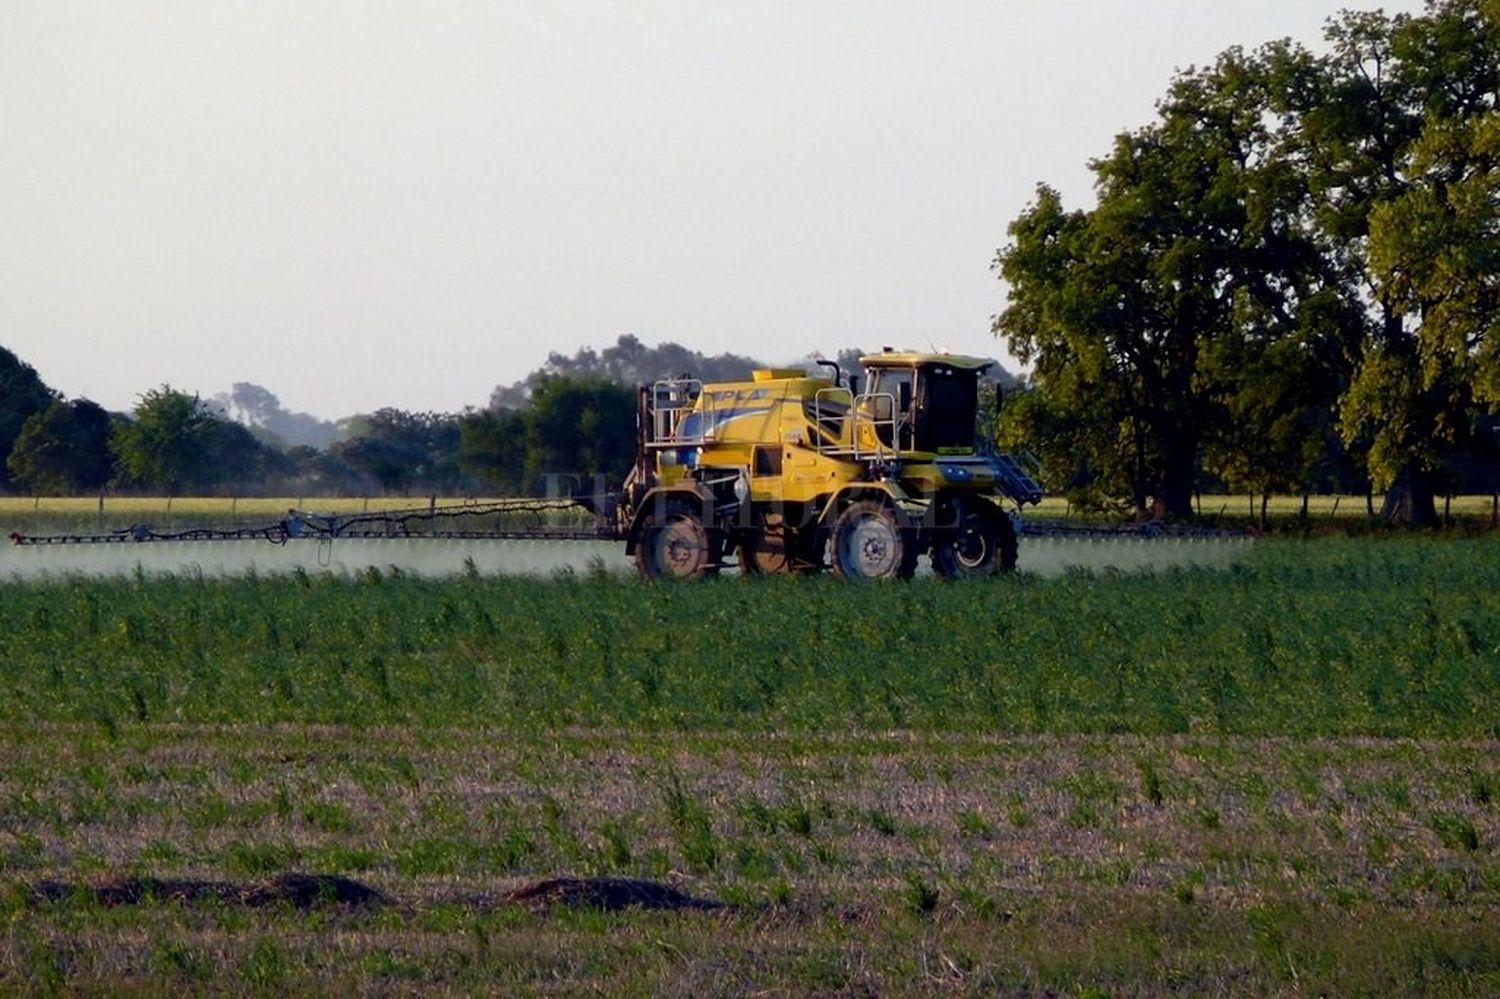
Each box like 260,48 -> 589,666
1,534 -> 1251,582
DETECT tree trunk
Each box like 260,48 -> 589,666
1299,493 -> 1309,519
1492,491 -> 1498,528
1130,416 -> 1149,522
1157,430 -> 1197,520
1380,465 -> 1438,526
1259,494 -> 1269,532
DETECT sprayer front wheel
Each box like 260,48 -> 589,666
932,503 -> 1017,579
635,503 -> 715,580
829,500 -> 917,581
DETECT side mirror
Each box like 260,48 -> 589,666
848,375 -> 859,396
898,381 -> 912,414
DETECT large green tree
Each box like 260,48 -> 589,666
0,347 -> 59,491
996,47 -> 1339,518
6,399 -> 115,494
331,409 -> 463,494
111,387 -> 217,494
1231,1 -> 1500,523
1350,1 -> 1500,521
522,375 -> 635,496
457,407 -> 529,494
113,387 -> 289,494
998,2 -> 1500,522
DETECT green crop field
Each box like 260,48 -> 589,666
0,539 -> 1496,993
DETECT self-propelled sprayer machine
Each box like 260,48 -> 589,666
612,349 -> 1042,579
13,350 -> 1056,579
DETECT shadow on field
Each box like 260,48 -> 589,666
29,873 -> 725,914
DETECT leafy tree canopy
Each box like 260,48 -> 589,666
0,346 -> 59,490
6,399 -> 115,495
111,386 -> 284,494
996,0 -> 1500,522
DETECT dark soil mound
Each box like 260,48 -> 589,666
503,877 -> 724,913
30,877 -> 236,906
241,872 -> 389,908
30,873 -> 387,910
30,872 -> 712,914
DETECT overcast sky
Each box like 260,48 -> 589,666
2,1 -> 1428,420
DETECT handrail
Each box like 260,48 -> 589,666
647,379 -> 705,448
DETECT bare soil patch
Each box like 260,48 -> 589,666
501,877 -> 726,913
30,873 -> 389,909
28,872 -> 724,915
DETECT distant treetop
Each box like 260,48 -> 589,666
487,334 -> 1015,411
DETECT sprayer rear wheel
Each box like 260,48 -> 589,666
635,503 -> 714,580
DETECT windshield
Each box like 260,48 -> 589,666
914,365 -> 978,452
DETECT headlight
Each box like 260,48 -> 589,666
940,464 -> 971,483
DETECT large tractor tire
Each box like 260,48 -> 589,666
828,500 -> 918,581
932,500 -> 1017,579
635,501 -> 716,580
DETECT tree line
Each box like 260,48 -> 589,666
1,337 -> 899,498
995,0 -> 1500,524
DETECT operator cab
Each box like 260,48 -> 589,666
860,351 -> 989,455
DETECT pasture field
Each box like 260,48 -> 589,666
0,539 -> 1495,993
1,496 -> 524,536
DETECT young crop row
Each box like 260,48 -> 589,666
0,538 -> 1495,738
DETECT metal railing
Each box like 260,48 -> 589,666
647,379 -> 705,448
812,389 -> 909,459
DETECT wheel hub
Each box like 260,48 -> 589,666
848,520 -> 898,575
955,524 -> 990,566
657,520 -> 707,576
